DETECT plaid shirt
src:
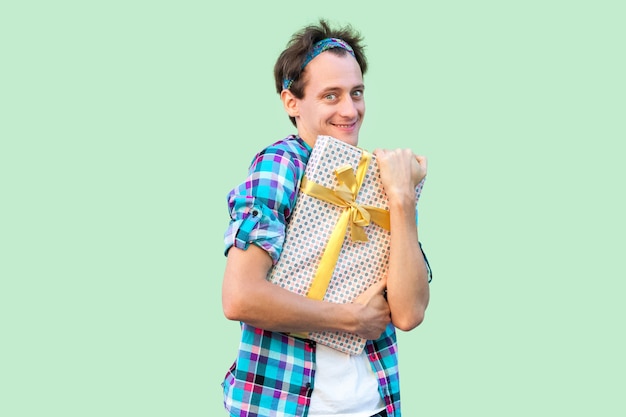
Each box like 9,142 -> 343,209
223,135 -> 409,417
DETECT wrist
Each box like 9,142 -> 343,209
387,193 -> 416,214
328,303 -> 361,334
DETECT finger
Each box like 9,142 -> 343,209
368,278 -> 388,293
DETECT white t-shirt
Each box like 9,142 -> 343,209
308,344 -> 386,417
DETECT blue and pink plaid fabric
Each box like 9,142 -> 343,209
222,323 -> 401,417
222,135 -> 405,416
224,135 -> 310,264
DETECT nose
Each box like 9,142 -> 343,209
338,95 -> 359,119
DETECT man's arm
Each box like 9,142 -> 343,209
222,244 -> 390,340
374,149 -> 430,331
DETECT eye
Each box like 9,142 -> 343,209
352,89 -> 364,98
324,93 -> 337,100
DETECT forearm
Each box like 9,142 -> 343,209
385,198 -> 430,331
222,245 -> 363,334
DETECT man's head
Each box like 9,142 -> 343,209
274,20 -> 368,146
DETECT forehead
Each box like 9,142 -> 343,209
301,52 -> 363,91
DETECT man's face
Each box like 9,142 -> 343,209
291,52 -> 365,147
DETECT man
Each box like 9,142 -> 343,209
222,20 -> 431,417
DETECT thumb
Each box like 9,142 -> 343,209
354,278 -> 387,305
363,278 -> 387,298
414,155 -> 428,170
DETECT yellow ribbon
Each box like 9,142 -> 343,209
300,151 -> 390,301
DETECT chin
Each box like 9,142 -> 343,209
332,133 -> 359,147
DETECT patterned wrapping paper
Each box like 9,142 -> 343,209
267,135 -> 422,355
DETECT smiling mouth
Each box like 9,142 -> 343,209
332,121 -> 358,129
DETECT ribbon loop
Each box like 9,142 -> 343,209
336,165 -> 358,193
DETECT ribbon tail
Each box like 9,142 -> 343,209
350,224 -> 369,242
306,210 -> 351,300
366,206 -> 391,231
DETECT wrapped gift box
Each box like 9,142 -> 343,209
268,135 -> 422,355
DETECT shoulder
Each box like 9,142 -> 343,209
250,135 -> 311,174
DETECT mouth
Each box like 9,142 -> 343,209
331,121 -> 358,130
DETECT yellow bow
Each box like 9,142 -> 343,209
299,151 -> 390,301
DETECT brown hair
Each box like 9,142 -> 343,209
273,19 -> 368,127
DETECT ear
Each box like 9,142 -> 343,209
280,89 -> 299,118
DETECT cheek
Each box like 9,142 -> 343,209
318,107 -> 335,122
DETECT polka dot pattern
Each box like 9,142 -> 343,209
268,136 -> 395,355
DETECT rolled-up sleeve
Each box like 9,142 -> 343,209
224,195 -> 285,263
224,143 -> 306,264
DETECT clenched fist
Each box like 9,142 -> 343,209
374,148 -> 427,203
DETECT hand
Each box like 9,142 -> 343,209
351,279 -> 391,340
374,148 -> 428,202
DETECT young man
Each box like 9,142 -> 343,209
222,20 -> 431,417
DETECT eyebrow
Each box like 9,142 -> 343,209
320,84 -> 365,94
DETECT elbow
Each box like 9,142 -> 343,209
222,299 -> 239,322
222,290 -> 246,322
393,309 -> 426,332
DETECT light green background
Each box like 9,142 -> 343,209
2,1 -> 624,416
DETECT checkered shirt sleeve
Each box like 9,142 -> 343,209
224,136 -> 310,264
